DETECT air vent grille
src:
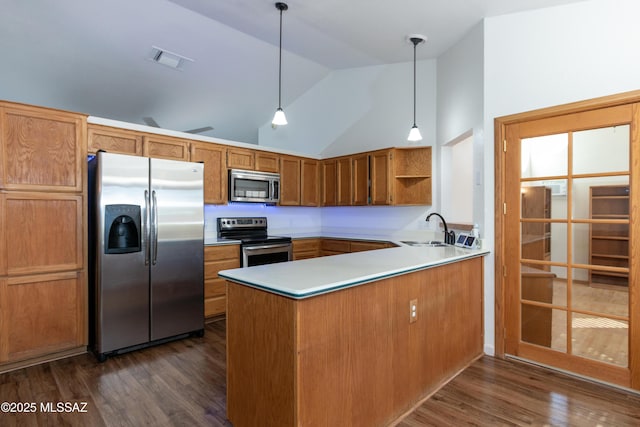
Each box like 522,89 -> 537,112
148,46 -> 193,71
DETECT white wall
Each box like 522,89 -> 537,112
436,21 -> 489,351
258,60 -> 436,158
483,0 -> 640,354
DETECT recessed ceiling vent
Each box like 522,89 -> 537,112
148,46 -> 193,71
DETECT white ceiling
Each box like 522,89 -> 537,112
0,0 -> 586,144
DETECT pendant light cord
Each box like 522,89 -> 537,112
278,6 -> 283,109
412,39 -> 417,127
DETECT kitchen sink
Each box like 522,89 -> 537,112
401,240 -> 448,247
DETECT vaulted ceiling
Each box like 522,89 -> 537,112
0,0 -> 587,143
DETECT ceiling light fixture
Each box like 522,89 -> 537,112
407,35 -> 426,142
272,2 -> 288,126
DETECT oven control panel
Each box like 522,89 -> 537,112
218,217 -> 267,231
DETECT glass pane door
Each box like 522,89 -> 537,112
519,124 -> 630,369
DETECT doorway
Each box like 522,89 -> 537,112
495,92 -> 640,390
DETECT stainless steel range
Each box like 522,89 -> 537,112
217,217 -> 292,267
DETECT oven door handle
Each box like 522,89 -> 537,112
243,243 -> 291,252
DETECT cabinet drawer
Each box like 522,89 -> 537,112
350,241 -> 392,252
293,239 -> 321,252
205,279 -> 226,298
321,239 -> 351,253
205,259 -> 241,280
205,295 -> 226,318
205,244 -> 240,262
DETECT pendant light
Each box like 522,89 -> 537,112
407,35 -> 426,142
272,2 -> 289,126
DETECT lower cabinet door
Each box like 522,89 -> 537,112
0,271 -> 85,363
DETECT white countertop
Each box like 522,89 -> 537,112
218,245 -> 488,299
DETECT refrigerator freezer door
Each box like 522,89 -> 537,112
150,158 -> 204,340
96,153 -> 150,353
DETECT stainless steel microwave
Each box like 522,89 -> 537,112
229,169 -> 280,204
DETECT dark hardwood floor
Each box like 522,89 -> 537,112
1,319 -> 639,426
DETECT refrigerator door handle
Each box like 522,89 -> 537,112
151,190 -> 159,265
144,189 -> 151,265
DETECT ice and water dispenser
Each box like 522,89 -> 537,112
104,204 -> 141,254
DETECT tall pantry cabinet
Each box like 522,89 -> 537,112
0,102 -> 87,369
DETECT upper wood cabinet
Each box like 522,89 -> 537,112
227,147 -> 255,170
89,125 -> 190,161
390,147 -> 432,205
321,160 -> 337,206
143,134 -> 190,161
301,159 -> 320,207
255,151 -> 279,173
190,142 -> 227,205
0,103 -> 85,192
279,155 -> 301,206
370,150 -> 391,205
321,147 -> 431,206
352,154 -> 369,206
88,125 -> 143,156
336,157 -> 352,206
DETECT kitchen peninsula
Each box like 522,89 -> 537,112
219,245 -> 488,427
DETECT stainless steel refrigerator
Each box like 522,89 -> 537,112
88,152 -> 204,361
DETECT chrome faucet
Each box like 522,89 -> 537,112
426,212 -> 455,245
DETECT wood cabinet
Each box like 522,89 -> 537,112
350,240 -> 395,252
204,244 -> 240,318
190,142 -> 227,204
521,186 -> 551,265
352,153 -> 369,205
389,147 -> 432,205
227,147 -> 255,170
143,134 -> 190,161
320,238 -> 395,256
292,239 -> 321,260
226,257 -> 483,426
336,156 -> 352,205
321,147 -> 432,206
370,150 -> 391,205
321,160 -> 337,206
0,192 -> 83,276
320,238 -> 351,256
255,151 -> 279,172
589,185 -> 630,287
279,155 -> 301,206
0,102 -> 87,369
0,103 -> 85,192
1,272 -> 85,363
88,125 -> 143,156
89,125 -> 190,161
300,159 -> 320,206
520,185 -> 552,347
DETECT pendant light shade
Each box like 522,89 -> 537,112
407,35 -> 426,142
272,2 -> 288,126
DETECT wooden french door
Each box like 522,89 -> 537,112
497,95 -> 640,390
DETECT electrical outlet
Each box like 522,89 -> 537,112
409,299 -> 418,323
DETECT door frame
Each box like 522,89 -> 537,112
494,89 -> 640,390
